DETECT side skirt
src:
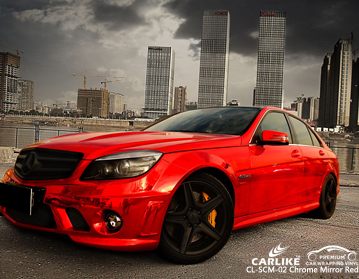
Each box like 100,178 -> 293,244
232,201 -> 319,231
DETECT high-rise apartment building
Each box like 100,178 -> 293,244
0,52 -> 21,112
198,10 -> 230,109
109,92 -> 124,114
77,88 -> 109,117
319,39 -> 353,127
253,11 -> 286,108
143,46 -> 175,119
174,86 -> 187,113
318,54 -> 332,127
349,58 -> 359,129
17,80 -> 34,111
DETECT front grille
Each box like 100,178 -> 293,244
7,204 -> 56,229
66,208 -> 90,231
14,148 -> 83,180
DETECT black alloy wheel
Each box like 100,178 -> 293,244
157,172 -> 234,264
315,174 -> 337,219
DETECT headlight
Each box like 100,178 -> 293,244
81,151 -> 162,180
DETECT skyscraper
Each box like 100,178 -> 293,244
174,86 -> 187,113
349,58 -> 359,129
198,10 -> 230,109
17,80 -> 34,111
143,46 -> 175,119
319,39 -> 353,127
318,54 -> 332,127
0,52 -> 20,112
253,11 -> 286,108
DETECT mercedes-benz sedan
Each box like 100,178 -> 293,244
0,107 -> 339,264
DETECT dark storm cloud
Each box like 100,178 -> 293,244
0,0 -> 57,14
91,0 -> 145,31
164,0 -> 359,57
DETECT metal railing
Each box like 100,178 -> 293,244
0,125 -> 83,149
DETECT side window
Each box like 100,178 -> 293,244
253,112 -> 292,143
288,116 -> 313,146
308,128 -> 322,147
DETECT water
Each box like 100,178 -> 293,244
1,124 -> 358,173
327,141 -> 359,173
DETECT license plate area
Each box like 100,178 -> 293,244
0,183 -> 44,215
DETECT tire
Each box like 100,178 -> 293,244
314,174 -> 337,219
157,172 -> 234,264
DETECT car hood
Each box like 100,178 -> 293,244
24,131 -> 242,160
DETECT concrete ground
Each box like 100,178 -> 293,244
339,173 -> 359,186
0,166 -> 358,279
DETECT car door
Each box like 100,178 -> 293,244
249,111 -> 304,214
287,115 -> 328,202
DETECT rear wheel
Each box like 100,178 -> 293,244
314,174 -> 337,219
157,172 -> 234,264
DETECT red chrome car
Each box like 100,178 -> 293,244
0,107 -> 339,264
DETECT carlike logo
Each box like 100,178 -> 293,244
249,244 -> 300,268
269,244 -> 289,257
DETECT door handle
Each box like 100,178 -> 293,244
319,150 -> 325,156
291,150 -> 301,158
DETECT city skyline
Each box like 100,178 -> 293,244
0,1 -> 359,111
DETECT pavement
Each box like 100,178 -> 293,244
339,173 -> 359,186
0,168 -> 358,278
0,162 -> 358,186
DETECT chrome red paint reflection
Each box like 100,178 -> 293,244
0,107 -> 339,263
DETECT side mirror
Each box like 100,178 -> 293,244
259,130 -> 289,145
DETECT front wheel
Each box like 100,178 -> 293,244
314,174 -> 337,219
157,172 -> 234,264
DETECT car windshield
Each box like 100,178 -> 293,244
144,107 -> 261,135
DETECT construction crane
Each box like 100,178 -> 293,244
0,44 -> 24,56
101,78 -> 123,118
101,78 -> 123,91
72,70 -> 123,89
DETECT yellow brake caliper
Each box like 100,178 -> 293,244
202,192 -> 217,227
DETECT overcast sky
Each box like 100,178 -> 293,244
1,0 -> 358,110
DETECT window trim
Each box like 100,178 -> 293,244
286,114 -> 323,148
251,110 -> 324,148
250,110 -> 294,144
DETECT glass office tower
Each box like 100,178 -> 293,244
253,11 -> 286,108
198,10 -> 230,109
143,46 -> 175,119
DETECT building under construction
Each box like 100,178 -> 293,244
77,88 -> 110,117
0,52 -> 20,112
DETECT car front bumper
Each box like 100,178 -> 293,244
0,161 -> 177,252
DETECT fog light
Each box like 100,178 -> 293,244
105,211 -> 122,232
